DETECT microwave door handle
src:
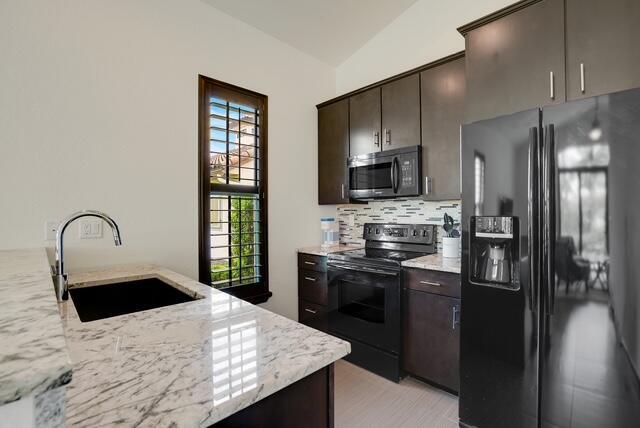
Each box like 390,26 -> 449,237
391,157 -> 399,193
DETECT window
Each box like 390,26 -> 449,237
199,76 -> 269,303
474,152 -> 485,216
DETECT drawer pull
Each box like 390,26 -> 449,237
452,306 -> 460,330
304,276 -> 317,282
304,308 -> 317,314
420,280 -> 442,287
304,261 -> 316,266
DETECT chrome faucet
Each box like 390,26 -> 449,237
52,210 -> 122,301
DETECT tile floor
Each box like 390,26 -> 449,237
334,359 -> 459,427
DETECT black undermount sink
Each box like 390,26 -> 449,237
69,278 -> 200,322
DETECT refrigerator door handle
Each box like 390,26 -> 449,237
544,124 -> 557,315
527,126 -> 540,313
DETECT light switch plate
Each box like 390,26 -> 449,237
45,220 -> 59,241
79,219 -> 102,239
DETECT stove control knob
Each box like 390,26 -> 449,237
412,230 -> 418,237
422,230 -> 428,237
375,228 -> 380,234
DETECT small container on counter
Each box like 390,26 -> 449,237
320,217 -> 339,248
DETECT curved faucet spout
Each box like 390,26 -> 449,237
53,210 -> 122,301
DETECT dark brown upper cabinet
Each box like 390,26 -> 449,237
565,0 -> 640,100
349,87 -> 381,156
460,0 -> 566,123
381,74 -> 421,150
317,99 -> 349,205
420,55 -> 466,200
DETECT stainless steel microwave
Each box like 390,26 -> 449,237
348,145 -> 421,200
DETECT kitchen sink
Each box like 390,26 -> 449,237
69,278 -> 200,322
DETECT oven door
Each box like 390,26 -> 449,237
327,262 -> 401,353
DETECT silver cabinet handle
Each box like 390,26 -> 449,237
424,177 -> 432,196
374,131 -> 380,147
419,280 -> 441,287
580,63 -> 585,93
341,183 -> 345,199
384,128 -> 391,145
304,276 -> 316,282
549,71 -> 555,100
452,306 -> 460,330
304,308 -> 317,314
304,261 -> 316,266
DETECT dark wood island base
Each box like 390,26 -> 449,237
213,364 -> 334,428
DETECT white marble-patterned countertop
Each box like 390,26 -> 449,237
401,253 -> 461,274
297,243 -> 363,256
0,248 -> 73,405
60,264 -> 350,427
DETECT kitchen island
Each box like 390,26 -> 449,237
0,249 -> 350,427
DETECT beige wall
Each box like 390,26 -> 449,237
335,0 -> 513,94
0,0 -> 336,320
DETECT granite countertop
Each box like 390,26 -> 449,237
401,253 -> 461,274
60,264 -> 350,427
0,248 -> 72,405
297,243 -> 363,256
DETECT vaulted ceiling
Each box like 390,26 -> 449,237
202,0 -> 419,66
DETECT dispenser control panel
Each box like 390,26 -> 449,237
474,216 -> 514,239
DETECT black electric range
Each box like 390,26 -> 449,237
326,223 -> 436,382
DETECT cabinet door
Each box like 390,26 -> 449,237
349,87 -> 381,156
298,299 -> 327,332
381,74 -> 421,150
420,57 -> 465,200
404,289 -> 460,392
464,0 -> 565,122
566,0 -> 640,100
318,99 -> 349,204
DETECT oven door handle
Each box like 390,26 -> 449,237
328,262 -> 398,276
391,156 -> 400,193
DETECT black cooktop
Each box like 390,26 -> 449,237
328,247 -> 431,268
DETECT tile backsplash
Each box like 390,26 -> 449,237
337,199 -> 461,252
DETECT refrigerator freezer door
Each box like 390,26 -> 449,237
540,87 -> 640,427
460,108 -> 541,428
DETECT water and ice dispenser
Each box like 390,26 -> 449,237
469,216 -> 519,290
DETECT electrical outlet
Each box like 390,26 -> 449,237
45,220 -> 59,241
79,219 -> 102,239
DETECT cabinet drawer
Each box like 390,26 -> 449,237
297,253 -> 327,273
298,269 -> 328,305
298,299 -> 327,332
404,268 -> 460,298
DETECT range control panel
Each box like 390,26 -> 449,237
363,223 -> 436,245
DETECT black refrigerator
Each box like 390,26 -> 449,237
459,86 -> 640,428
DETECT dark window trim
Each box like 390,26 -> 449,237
198,75 -> 271,304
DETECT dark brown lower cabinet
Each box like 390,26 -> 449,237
404,287 -> 460,393
212,364 -> 334,427
299,299 -> 327,332
298,253 -> 328,332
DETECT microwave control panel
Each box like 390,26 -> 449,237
401,160 -> 414,186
